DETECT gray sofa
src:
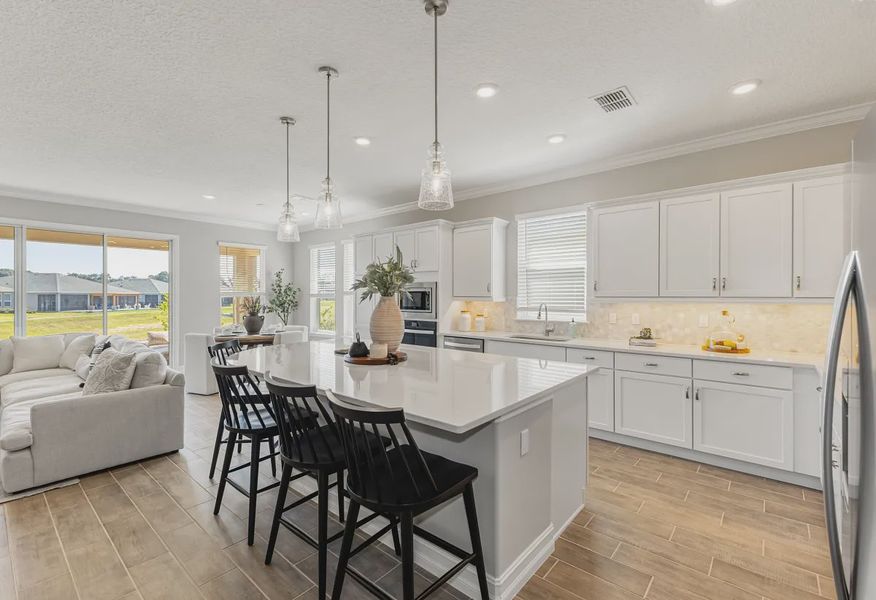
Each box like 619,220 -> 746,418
0,333 -> 185,493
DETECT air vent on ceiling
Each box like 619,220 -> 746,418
591,86 -> 637,113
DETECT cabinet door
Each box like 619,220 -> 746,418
614,370 -> 692,448
453,225 -> 492,298
693,380 -> 793,470
793,177 -> 848,298
659,194 -> 720,296
373,233 -> 395,263
415,227 -> 440,271
591,202 -> 659,297
393,230 -> 416,268
353,236 -> 373,276
587,369 -> 614,432
720,184 -> 792,297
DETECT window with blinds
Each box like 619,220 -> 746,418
517,211 -> 587,319
342,241 -> 355,337
310,245 -> 337,332
219,244 -> 264,294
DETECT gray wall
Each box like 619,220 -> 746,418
0,196 -> 294,360
292,121 -> 860,328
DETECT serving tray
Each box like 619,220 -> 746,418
344,352 -> 408,365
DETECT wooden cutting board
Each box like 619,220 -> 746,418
343,352 -> 408,365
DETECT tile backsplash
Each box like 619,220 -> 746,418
445,300 -> 833,353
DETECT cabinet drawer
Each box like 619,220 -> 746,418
566,348 -> 614,368
615,353 -> 691,378
693,360 -> 792,390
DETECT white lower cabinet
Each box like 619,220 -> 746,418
586,369 -> 614,432
693,380 -> 794,471
614,371 -> 692,448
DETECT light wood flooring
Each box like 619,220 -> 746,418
0,394 -> 833,600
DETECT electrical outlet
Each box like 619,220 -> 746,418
632,313 -> 640,325
698,314 -> 709,328
520,429 -> 530,456
609,313 -> 617,324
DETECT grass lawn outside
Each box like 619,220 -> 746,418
0,309 -> 166,342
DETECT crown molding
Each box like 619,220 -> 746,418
0,185 -> 275,232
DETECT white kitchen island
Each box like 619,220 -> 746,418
234,340 -> 597,600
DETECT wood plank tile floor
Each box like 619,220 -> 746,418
0,394 -> 833,600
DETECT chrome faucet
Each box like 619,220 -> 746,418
537,303 -> 555,337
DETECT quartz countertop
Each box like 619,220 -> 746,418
233,340 -> 598,434
440,330 -> 824,371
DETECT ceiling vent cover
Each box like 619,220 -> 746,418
591,86 -> 636,113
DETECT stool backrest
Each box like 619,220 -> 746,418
326,390 -> 438,504
264,375 -> 340,466
211,362 -> 274,430
208,339 -> 242,365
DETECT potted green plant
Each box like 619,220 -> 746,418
265,269 -> 301,326
352,246 -> 415,352
240,296 -> 265,335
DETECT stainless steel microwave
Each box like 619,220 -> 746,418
399,282 -> 437,320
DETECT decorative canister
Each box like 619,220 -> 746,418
370,342 -> 388,359
370,296 -> 404,353
474,314 -> 486,332
458,310 -> 472,331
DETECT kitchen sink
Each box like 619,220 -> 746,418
509,334 -> 571,342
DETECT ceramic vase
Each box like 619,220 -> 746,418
370,296 -> 403,352
243,315 -> 264,335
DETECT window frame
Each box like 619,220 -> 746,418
516,207 -> 588,322
218,241 -> 267,327
309,242 -> 338,335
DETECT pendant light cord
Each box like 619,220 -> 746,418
285,120 -> 290,210
433,5 -> 439,146
326,70 -> 332,181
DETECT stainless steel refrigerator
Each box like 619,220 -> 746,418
822,106 -> 876,600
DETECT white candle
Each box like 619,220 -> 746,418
370,342 -> 388,359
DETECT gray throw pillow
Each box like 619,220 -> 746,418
82,348 -> 137,395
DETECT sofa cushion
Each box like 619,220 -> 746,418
0,339 -> 12,377
59,334 -> 96,370
82,349 -> 136,395
75,354 -> 92,380
0,368 -> 74,393
11,335 -> 65,373
0,392 -> 81,451
0,374 -> 84,407
117,340 -> 168,389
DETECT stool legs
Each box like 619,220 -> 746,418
463,483 -> 490,599
265,463 -> 292,564
208,416 -> 224,479
247,435 -> 262,545
213,431 -> 237,514
400,512 -> 415,600
331,500 -> 360,600
317,471 -> 330,599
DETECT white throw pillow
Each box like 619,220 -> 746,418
10,335 -> 65,373
59,334 -> 96,370
74,354 -> 93,380
0,339 -> 12,376
82,348 -> 137,395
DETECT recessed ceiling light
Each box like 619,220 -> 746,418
202,194 -> 216,200
705,0 -> 738,5
255,202 -> 265,207
354,137 -> 371,146
729,79 -> 761,95
547,134 -> 566,144
475,83 -> 499,98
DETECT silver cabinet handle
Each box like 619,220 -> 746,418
486,282 -> 491,294
444,341 -> 482,350
695,388 -> 700,401
712,277 -> 717,291
404,329 -> 435,335
796,275 -> 801,290
721,277 -> 727,290
644,362 -> 659,367
583,356 -> 597,361
684,386 -> 690,399
593,280 -> 598,292
731,371 -> 750,377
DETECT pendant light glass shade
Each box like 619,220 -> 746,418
418,0 -> 453,211
277,116 -> 300,242
418,141 -> 453,210
315,66 -> 342,229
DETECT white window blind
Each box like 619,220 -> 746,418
517,211 -> 587,319
219,244 -> 264,294
343,241 -> 354,292
310,245 -> 336,296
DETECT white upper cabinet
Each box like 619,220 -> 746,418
372,232 -> 395,264
720,183 -> 793,297
353,235 -> 373,276
793,176 -> 848,298
591,201 -> 659,297
414,227 -> 440,272
659,194 -> 720,297
393,230 -> 416,267
452,219 -> 507,300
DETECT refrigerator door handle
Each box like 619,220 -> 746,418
820,251 -> 858,600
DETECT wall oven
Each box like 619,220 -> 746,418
399,282 -> 437,320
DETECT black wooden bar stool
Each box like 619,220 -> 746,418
207,340 -> 248,477
263,377 -> 401,600
327,390 -> 490,600
212,363 -> 282,545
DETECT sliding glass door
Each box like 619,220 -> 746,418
0,227 -> 13,339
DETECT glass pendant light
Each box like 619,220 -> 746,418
418,0 -> 453,211
314,66 -> 343,229
277,116 -> 300,242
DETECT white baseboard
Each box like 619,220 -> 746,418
286,476 -> 573,599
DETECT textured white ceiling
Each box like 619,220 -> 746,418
1,0 -> 874,226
